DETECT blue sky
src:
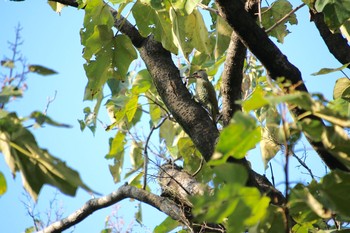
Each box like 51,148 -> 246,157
0,1 -> 346,233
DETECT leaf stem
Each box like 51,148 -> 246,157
265,3 -> 305,33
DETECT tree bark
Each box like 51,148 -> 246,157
215,0 -> 350,172
310,10 -> 350,67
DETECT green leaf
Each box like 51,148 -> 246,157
0,86 -> 22,104
47,1 -> 66,13
129,141 -> 143,170
81,0 -> 137,100
30,111 -> 72,128
170,0 -> 201,15
154,217 -> 179,233
125,95 -> 139,122
214,16 -> 232,59
321,125 -> 350,170
106,131 -> 126,182
191,180 -> 269,231
289,183 -> 331,223
261,0 -> 298,43
242,86 -> 269,112
315,0 -> 350,30
0,113 -> 93,201
0,171 -> 7,195
135,202 -> 142,225
250,205 -> 286,232
311,63 -> 350,76
1,59 -> 15,69
131,70 -> 153,94
299,118 -> 324,142
170,8 -> 212,58
333,77 -> 350,100
132,2 -> 178,54
321,170 -> 350,216
212,163 -> 248,185
212,112 -> 261,165
28,65 -> 58,76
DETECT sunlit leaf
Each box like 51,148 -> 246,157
28,65 -> 57,76
154,217 -> 179,233
214,16 -> 232,59
333,77 -> 350,100
212,112 -> 261,164
242,86 -> 269,112
251,205 -> 286,232
129,141 -> 143,170
106,131 -> 126,182
132,2 -> 177,54
48,1 -> 66,13
170,8 -> 212,58
0,171 -> 7,195
1,60 -> 15,69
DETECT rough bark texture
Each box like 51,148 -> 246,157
310,10 -> 350,67
40,184 -> 188,233
138,37 -> 219,161
221,32 -> 246,126
215,0 -> 349,172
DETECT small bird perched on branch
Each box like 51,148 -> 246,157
189,70 -> 219,123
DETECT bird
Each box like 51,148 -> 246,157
190,70 -> 219,123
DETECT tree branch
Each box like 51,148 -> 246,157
221,31 -> 246,126
215,0 -> 349,172
310,10 -> 350,67
39,184 -> 187,233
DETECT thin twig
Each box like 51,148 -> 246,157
269,162 -> 275,187
44,91 -> 57,115
197,3 -> 220,15
265,3 -> 306,33
143,117 -> 168,190
292,153 -> 315,180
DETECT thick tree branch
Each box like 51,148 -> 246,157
221,32 -> 246,126
39,184 -> 187,233
137,37 -> 219,161
310,10 -> 350,67
215,0 -> 349,172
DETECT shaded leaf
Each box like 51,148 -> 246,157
321,125 -> 350,171
0,113 -> 93,200
261,0 -> 297,43
0,86 -> 22,104
311,63 -> 350,76
315,0 -> 350,30
28,65 -> 58,76
30,111 -> 72,128
321,170 -> 350,216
